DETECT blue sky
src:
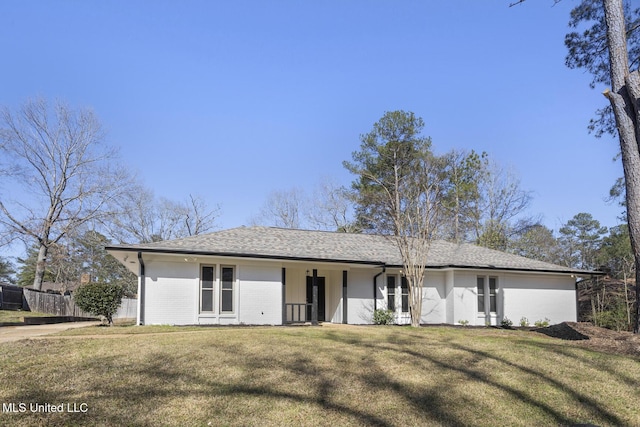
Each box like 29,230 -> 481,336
0,0 -> 624,242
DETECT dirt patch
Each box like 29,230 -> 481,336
536,322 -> 640,357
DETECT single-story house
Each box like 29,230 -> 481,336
106,226 -> 598,326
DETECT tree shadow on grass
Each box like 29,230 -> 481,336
322,330 -> 577,425
112,331 -> 480,425
321,328 -> 626,426
120,352 -> 394,426
5,352 -> 380,426
509,336 -> 640,389
1,328 -> 634,427
445,342 -> 624,426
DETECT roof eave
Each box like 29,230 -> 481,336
430,264 -> 602,276
106,246 -> 387,267
106,246 -> 600,276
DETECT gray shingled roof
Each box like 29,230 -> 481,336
106,226 -> 598,275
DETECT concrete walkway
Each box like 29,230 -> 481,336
0,321 -> 101,343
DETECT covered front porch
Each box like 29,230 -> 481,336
281,266 -> 349,325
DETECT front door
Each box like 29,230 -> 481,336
306,276 -> 326,322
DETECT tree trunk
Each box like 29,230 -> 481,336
603,0 -> 640,333
408,273 -> 424,328
32,244 -> 48,291
623,270 -> 630,327
454,191 -> 461,243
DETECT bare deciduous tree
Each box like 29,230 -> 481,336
110,185 -> 159,243
307,177 -> 357,232
111,188 -> 219,243
473,160 -> 533,251
182,194 -> 220,236
252,181 -> 357,232
345,110 -> 444,327
251,187 -> 306,229
394,152 -> 446,327
0,99 -> 134,291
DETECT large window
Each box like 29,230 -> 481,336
477,275 -> 497,315
220,266 -> 235,313
477,277 -> 485,313
200,265 -> 215,313
387,276 -> 396,311
489,277 -> 497,313
401,277 -> 409,313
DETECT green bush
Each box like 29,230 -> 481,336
593,303 -> 631,332
73,282 -> 124,325
458,319 -> 469,327
534,318 -> 550,328
501,317 -> 513,328
373,309 -> 395,325
519,317 -> 529,327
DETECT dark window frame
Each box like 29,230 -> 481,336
477,276 -> 485,314
387,275 -> 396,312
220,265 -> 235,313
489,276 -> 497,313
477,275 -> 498,315
401,276 -> 409,313
200,265 -> 215,313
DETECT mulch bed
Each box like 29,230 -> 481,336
536,322 -> 640,357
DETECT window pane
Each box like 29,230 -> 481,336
489,277 -> 497,312
222,290 -> 233,312
401,295 -> 409,313
401,277 -> 409,313
202,266 -> 214,289
201,289 -> 213,312
387,276 -> 396,311
221,266 -> 234,312
477,277 -> 485,313
201,266 -> 215,313
222,267 -> 234,289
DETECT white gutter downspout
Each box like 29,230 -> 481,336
373,265 -> 386,312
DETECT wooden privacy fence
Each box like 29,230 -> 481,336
0,284 -> 25,310
23,288 -> 93,317
22,288 -> 137,320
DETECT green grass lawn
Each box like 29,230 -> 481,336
0,324 -> 638,426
